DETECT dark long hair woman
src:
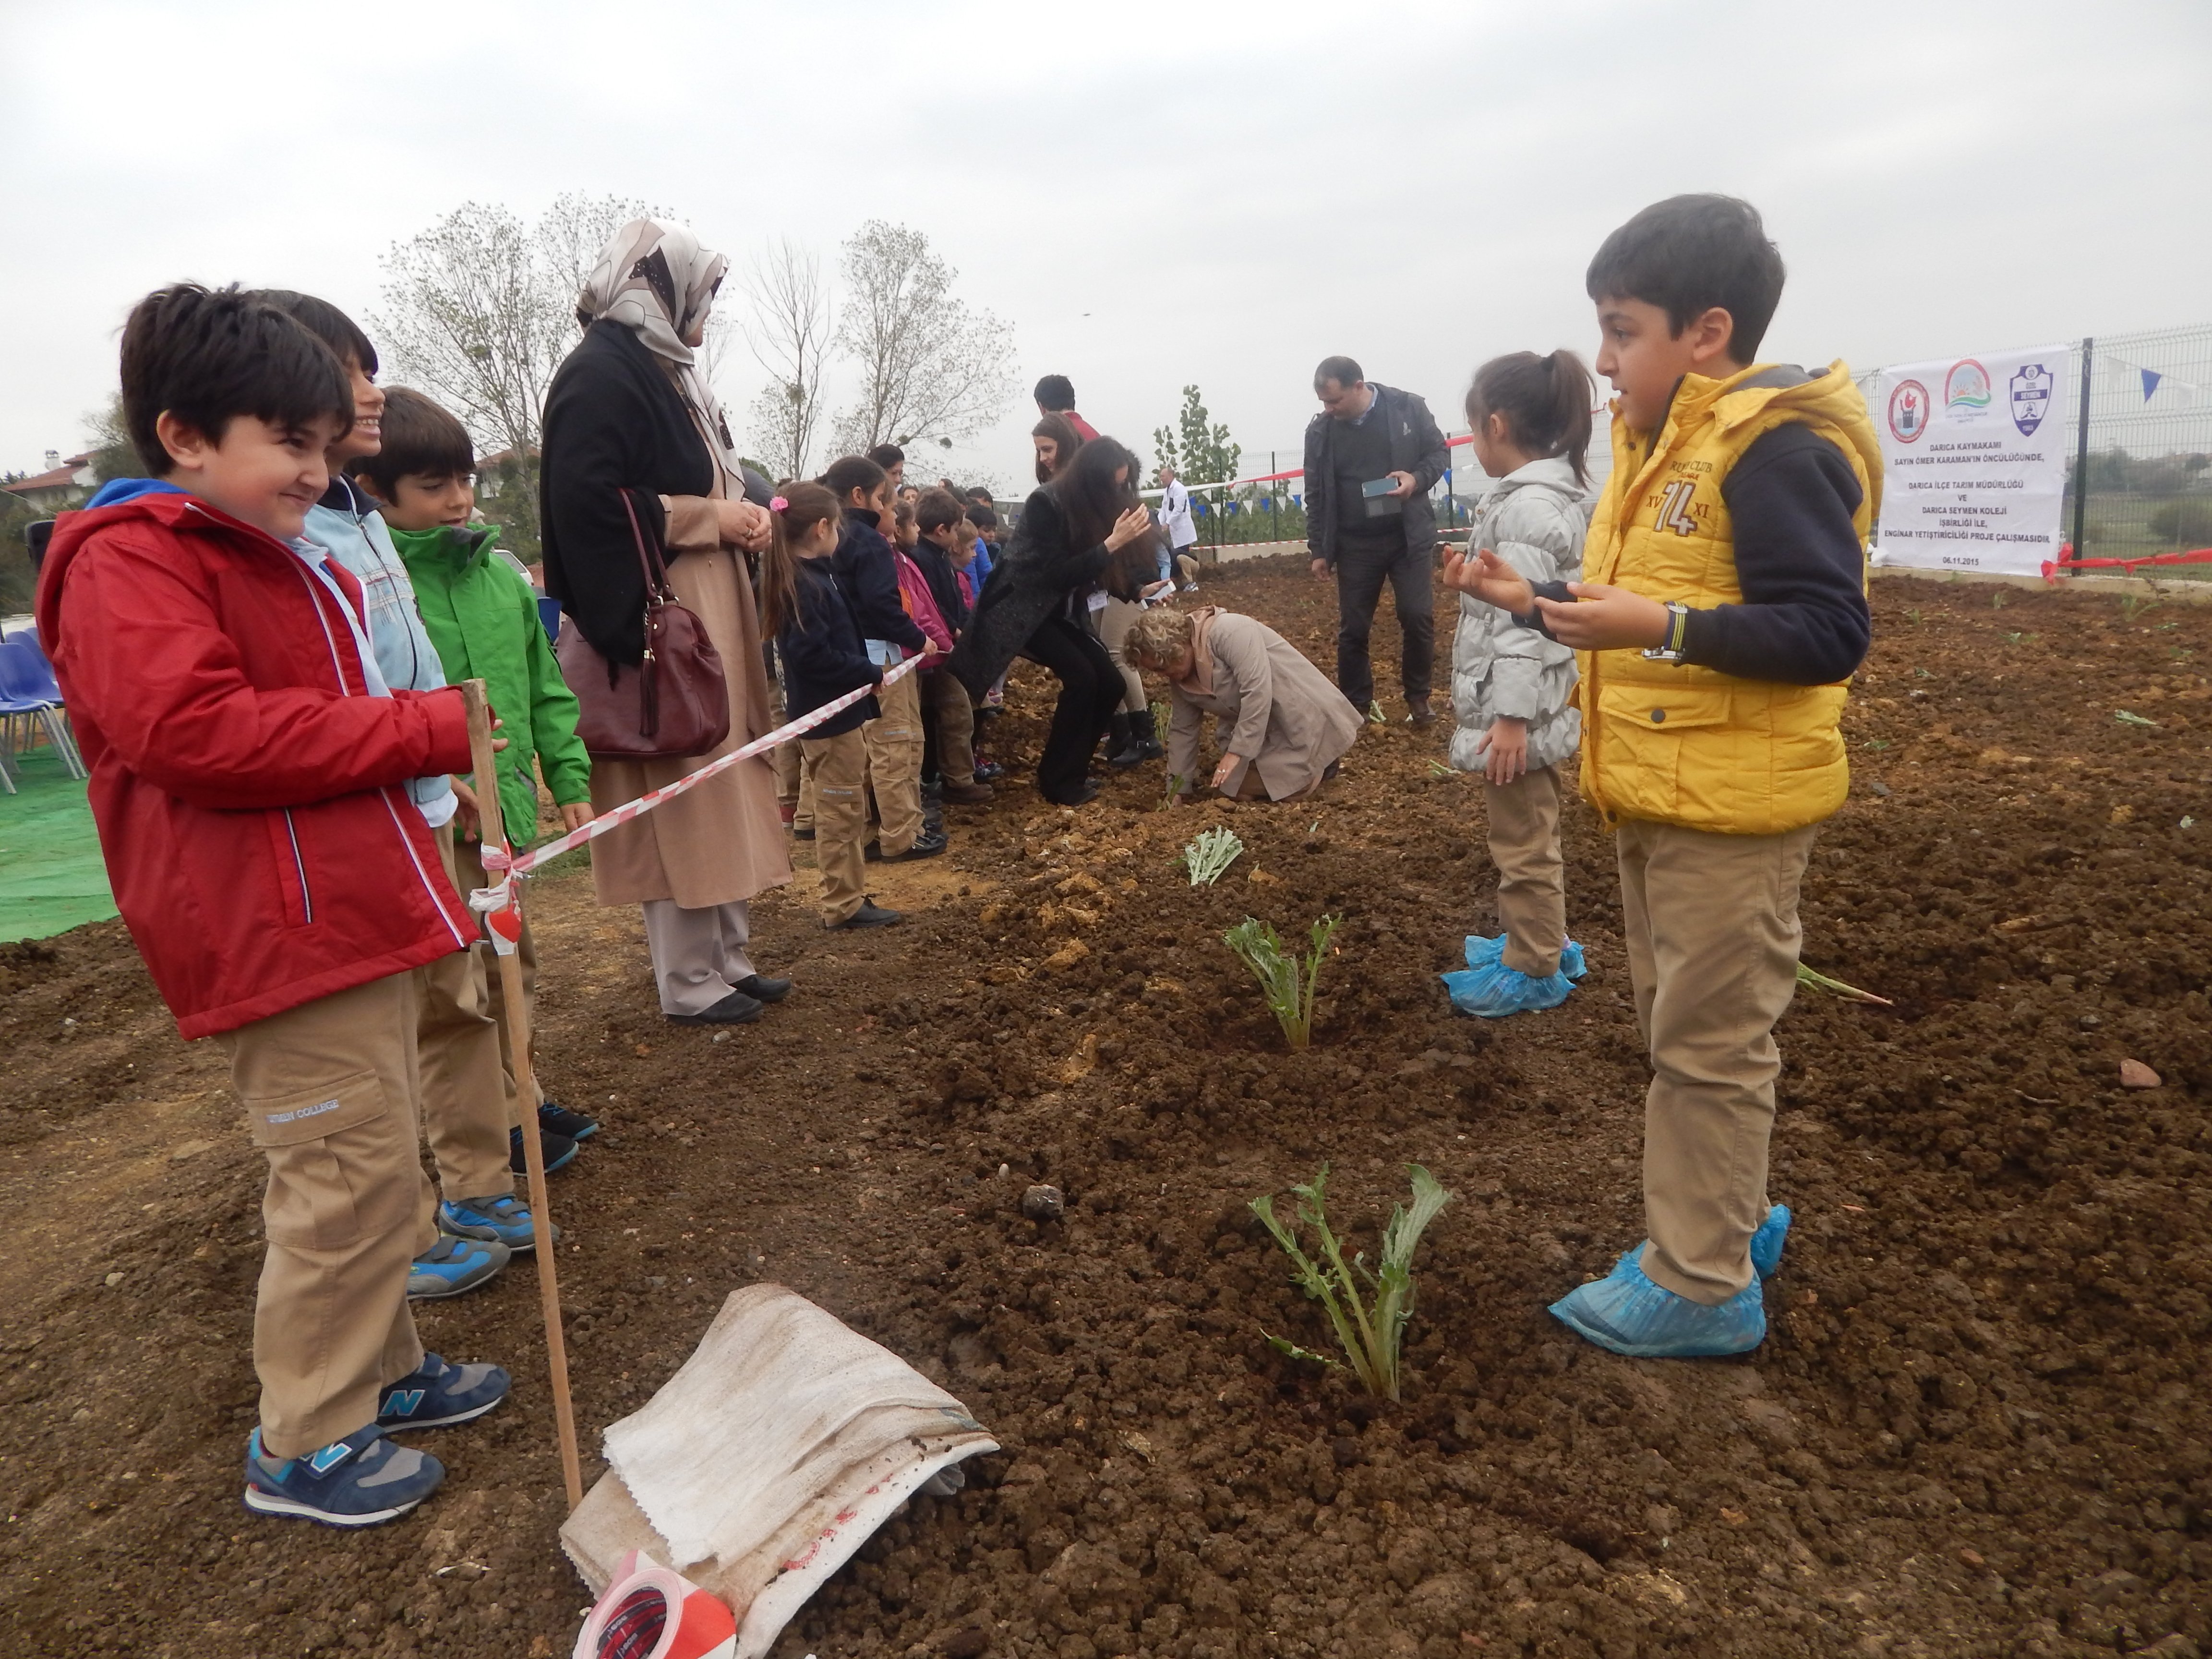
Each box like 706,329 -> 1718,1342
1032,412 -> 1085,484
948,435 -> 1156,805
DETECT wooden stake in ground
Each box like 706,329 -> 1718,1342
460,679 -> 585,1510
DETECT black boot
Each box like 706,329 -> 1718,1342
1105,711 -> 1145,769
1129,707 -> 1165,760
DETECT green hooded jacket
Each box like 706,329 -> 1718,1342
387,522 -> 591,848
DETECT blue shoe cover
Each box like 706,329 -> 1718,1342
1750,1204 -> 1791,1280
1549,1251 -> 1767,1358
1442,936 -> 1581,1018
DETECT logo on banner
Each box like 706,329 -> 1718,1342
1887,379 -> 1930,443
2009,362 -> 2053,436
1945,359 -> 1993,412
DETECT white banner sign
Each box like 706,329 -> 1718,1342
1870,343 -> 2069,577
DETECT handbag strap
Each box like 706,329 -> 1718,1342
617,489 -> 676,603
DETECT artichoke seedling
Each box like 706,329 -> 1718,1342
1222,914 -> 1339,1050
1182,826 -> 1245,887
1250,1163 -> 1454,1402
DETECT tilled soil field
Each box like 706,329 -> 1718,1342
4,557 -> 2211,1659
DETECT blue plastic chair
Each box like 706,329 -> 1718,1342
0,631 -> 86,780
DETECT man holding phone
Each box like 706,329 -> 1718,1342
1302,355 -> 1450,726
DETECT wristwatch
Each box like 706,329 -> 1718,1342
1640,601 -> 1692,664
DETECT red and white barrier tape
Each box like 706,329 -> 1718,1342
464,654 -> 925,938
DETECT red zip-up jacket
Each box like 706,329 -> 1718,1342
35,490 -> 477,1039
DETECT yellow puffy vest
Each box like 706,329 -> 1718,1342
1577,361 -> 1883,836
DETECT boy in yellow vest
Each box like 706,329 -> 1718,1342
1445,194 -> 1881,1357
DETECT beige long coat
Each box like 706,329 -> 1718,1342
588,495 -> 792,909
1167,611 -> 1363,800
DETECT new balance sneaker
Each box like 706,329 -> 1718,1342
1549,1251 -> 1767,1358
509,1123 -> 579,1175
243,1425 -> 443,1528
537,1099 -> 599,1142
376,1353 -> 511,1431
407,1235 -> 509,1300
441,1193 -> 560,1252
1751,1204 -> 1792,1280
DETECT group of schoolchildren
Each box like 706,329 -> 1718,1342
1444,193 -> 1880,1359
764,447 -> 1011,929
40,286 -> 606,1527
31,188 -> 1879,1536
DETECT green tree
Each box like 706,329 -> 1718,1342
1151,385 -> 1240,490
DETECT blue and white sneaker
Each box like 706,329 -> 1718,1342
440,1193 -> 559,1253
377,1353 -> 511,1431
1751,1204 -> 1791,1280
1549,1250 -> 1767,1358
407,1235 -> 509,1300
242,1425 -> 443,1527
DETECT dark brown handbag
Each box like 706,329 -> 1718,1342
557,491 -> 731,760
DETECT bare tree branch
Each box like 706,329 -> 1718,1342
830,221 -> 1016,457
739,238 -> 834,481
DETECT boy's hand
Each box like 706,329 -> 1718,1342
558,802 -> 595,834
1440,548 -> 1534,613
1211,752 -> 1242,790
451,777 -> 482,843
1535,583 -> 1672,651
1475,716 -> 1529,785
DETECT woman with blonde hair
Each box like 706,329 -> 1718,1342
1122,604 -> 1362,800
541,218 -> 793,1026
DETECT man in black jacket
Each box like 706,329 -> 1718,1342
1302,355 -> 1450,725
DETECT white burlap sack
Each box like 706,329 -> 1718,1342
560,1284 -> 997,1659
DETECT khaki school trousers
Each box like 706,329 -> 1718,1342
1485,764 -> 1566,978
415,825 -> 517,1205
455,833 -> 541,1123
802,727 -> 870,925
217,971 -> 434,1458
1097,595 -> 1148,714
862,666 -> 926,854
919,668 -> 978,785
1615,816 -> 1816,1304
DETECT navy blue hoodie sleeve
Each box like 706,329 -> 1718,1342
832,524 -> 928,653
1678,423 -> 1870,685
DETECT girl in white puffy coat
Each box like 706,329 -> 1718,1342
1442,350 -> 1598,1017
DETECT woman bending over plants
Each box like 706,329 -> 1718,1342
1122,604 -> 1363,801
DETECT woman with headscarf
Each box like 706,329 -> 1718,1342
950,436 -> 1156,805
541,219 -> 793,1027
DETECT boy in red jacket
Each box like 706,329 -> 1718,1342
36,285 -> 509,1527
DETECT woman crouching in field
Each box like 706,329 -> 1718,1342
1124,605 -> 1362,801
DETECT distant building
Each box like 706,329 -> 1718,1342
5,451 -> 96,512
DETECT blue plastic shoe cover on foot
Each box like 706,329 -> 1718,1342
1751,1203 -> 1791,1279
1441,934 -> 1583,1018
1549,1250 -> 1767,1358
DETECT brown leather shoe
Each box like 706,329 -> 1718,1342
940,779 -> 994,804
1407,696 -> 1438,728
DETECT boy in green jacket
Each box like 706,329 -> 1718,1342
352,388 -> 601,1204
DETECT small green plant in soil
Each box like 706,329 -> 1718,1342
1250,1163 -> 1454,1402
1223,914 -> 1340,1050
1150,697 -> 1172,733
1991,589 -> 2010,610
2115,709 -> 2161,729
1426,760 -> 1454,778
1157,772 -> 1190,811
1181,826 -> 1244,887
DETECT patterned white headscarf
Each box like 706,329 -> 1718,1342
579,218 -> 743,491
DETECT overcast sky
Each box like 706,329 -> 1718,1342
2,0 -> 2207,487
